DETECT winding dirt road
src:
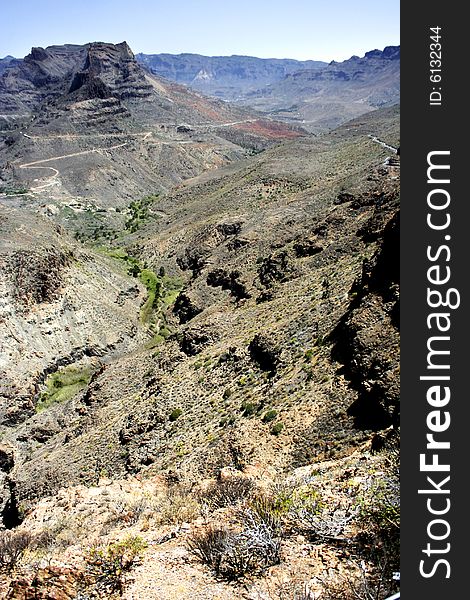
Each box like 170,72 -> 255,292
368,134 -> 398,153
2,118 -> 264,197
18,142 -> 129,192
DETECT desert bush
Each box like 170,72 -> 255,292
106,496 -> 150,529
85,535 -> 147,595
238,494 -> 282,536
293,501 -> 357,541
221,522 -> 281,579
200,476 -> 256,509
187,526 -> 231,573
151,483 -> 200,525
356,473 -> 400,570
169,408 -> 183,421
0,530 -> 32,572
241,401 -> 257,416
358,475 -> 400,536
187,522 -> 280,580
321,559 -> 397,600
32,519 -> 71,551
267,479 -> 357,541
271,422 -> 284,435
262,409 -> 278,423
32,528 -> 57,551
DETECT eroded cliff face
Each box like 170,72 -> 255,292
0,205 -> 148,427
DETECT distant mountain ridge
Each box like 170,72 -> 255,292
0,41 -> 302,209
0,55 -> 20,76
239,45 -> 400,131
136,53 -> 327,100
1,46 -> 399,133
135,47 -> 400,132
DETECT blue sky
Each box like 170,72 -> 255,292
1,0 -> 399,61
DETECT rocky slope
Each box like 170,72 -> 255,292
0,57 -> 19,77
0,39 -> 399,598
136,53 -> 326,101
0,45 -> 88,114
0,103 -> 399,522
0,42 -> 302,207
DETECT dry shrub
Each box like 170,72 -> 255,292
0,530 -> 32,573
236,494 -> 282,536
355,471 -> 400,576
108,496 -> 149,527
32,519 -> 71,552
155,483 -> 200,524
187,526 -> 230,573
321,560 -> 397,600
199,476 -> 256,509
187,521 -> 280,580
84,535 -> 147,595
102,484 -> 200,533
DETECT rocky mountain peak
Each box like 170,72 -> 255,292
85,40 -> 135,69
67,41 -> 152,101
0,41 -> 156,115
29,47 -> 49,61
22,44 -> 87,77
365,45 -> 400,60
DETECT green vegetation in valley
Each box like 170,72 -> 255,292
37,364 -> 94,412
1,186 -> 30,196
72,194 -> 159,243
139,268 -> 160,324
97,246 -> 183,336
125,194 -> 159,233
139,268 -> 183,327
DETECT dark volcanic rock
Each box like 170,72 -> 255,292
178,224 -> 243,280
177,325 -> 219,356
334,191 -> 355,205
81,42 -> 153,100
206,269 -> 251,301
0,44 -> 87,113
293,239 -> 323,258
248,333 -> 280,373
119,407 -> 165,445
0,445 -> 14,473
177,248 -> 210,279
216,222 -> 242,237
173,292 -> 203,324
258,251 -> 293,287
331,210 -> 400,429
68,71 -> 112,99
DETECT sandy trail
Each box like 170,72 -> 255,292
18,143 -> 129,192
2,120 -> 261,197
368,134 -> 398,153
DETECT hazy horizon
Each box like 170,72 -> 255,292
1,0 -> 399,63
1,43 -> 400,63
